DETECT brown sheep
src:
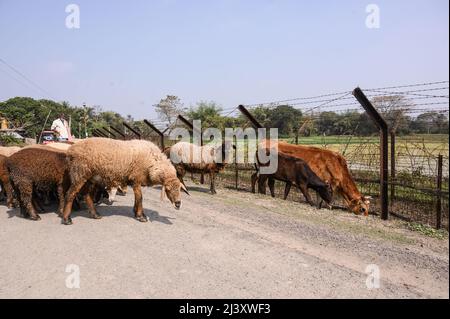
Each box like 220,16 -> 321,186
0,154 -> 14,208
62,138 -> 188,225
6,147 -> 70,220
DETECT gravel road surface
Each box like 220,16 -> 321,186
0,184 -> 448,298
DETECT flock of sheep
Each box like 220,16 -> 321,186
0,139 -> 187,225
0,136 -> 370,225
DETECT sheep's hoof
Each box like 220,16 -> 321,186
91,213 -> 102,219
135,215 -> 148,223
29,215 -> 41,221
62,218 -> 73,225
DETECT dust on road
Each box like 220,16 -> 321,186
0,184 -> 448,298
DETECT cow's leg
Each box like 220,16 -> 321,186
298,184 -> 315,206
251,173 -> 258,193
209,172 -> 217,194
62,181 -> 86,225
132,184 -> 147,222
284,182 -> 292,200
268,177 -> 275,197
258,175 -> 268,195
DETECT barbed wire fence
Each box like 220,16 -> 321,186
102,81 -> 449,229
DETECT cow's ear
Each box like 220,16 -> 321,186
363,195 -> 372,204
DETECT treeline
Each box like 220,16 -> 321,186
186,102 -> 449,137
0,97 -> 448,143
0,97 -> 130,139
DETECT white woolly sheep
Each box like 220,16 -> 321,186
62,137 -> 188,225
164,141 -> 234,194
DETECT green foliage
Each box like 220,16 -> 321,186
0,134 -> 24,146
187,101 -> 224,128
0,97 -> 127,138
407,222 -> 447,239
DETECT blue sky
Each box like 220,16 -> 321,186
0,0 -> 448,119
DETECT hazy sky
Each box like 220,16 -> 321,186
0,0 -> 448,120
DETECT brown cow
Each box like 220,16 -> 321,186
255,139 -> 371,215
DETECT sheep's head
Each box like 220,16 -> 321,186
161,177 -> 189,210
349,196 -> 371,216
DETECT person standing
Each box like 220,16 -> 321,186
51,113 -> 72,141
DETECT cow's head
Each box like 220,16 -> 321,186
349,196 -> 371,216
161,177 -> 189,210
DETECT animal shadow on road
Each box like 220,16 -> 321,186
5,204 -> 174,225
95,205 -> 174,225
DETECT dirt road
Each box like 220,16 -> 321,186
0,184 -> 448,298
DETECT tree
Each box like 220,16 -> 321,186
268,105 -> 302,136
0,97 -> 127,139
317,111 -> 339,135
187,101 -> 223,128
412,112 -> 449,134
154,95 -> 184,125
371,95 -> 412,135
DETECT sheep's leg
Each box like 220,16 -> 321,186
32,196 -> 45,214
3,180 -> 15,208
132,184 -> 147,222
210,172 -> 217,194
62,181 -> 86,225
18,183 -> 40,221
84,192 -> 102,219
118,185 -> 127,196
56,183 -> 65,216
284,182 -> 292,200
268,177 -> 275,197
43,190 -> 50,206
298,184 -> 315,206
251,173 -> 258,194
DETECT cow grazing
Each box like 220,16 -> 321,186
255,139 -> 371,215
252,150 -> 333,207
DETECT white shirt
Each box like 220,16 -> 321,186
51,118 -> 70,139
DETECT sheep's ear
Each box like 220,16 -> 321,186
160,185 -> 166,201
181,183 -> 190,196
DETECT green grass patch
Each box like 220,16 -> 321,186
406,222 -> 448,239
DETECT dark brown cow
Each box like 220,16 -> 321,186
252,151 -> 333,207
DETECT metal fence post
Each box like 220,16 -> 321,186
390,130 -> 396,206
177,115 -> 205,184
353,87 -> 389,220
436,154 -> 443,229
143,119 -> 165,151
123,122 -> 141,139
